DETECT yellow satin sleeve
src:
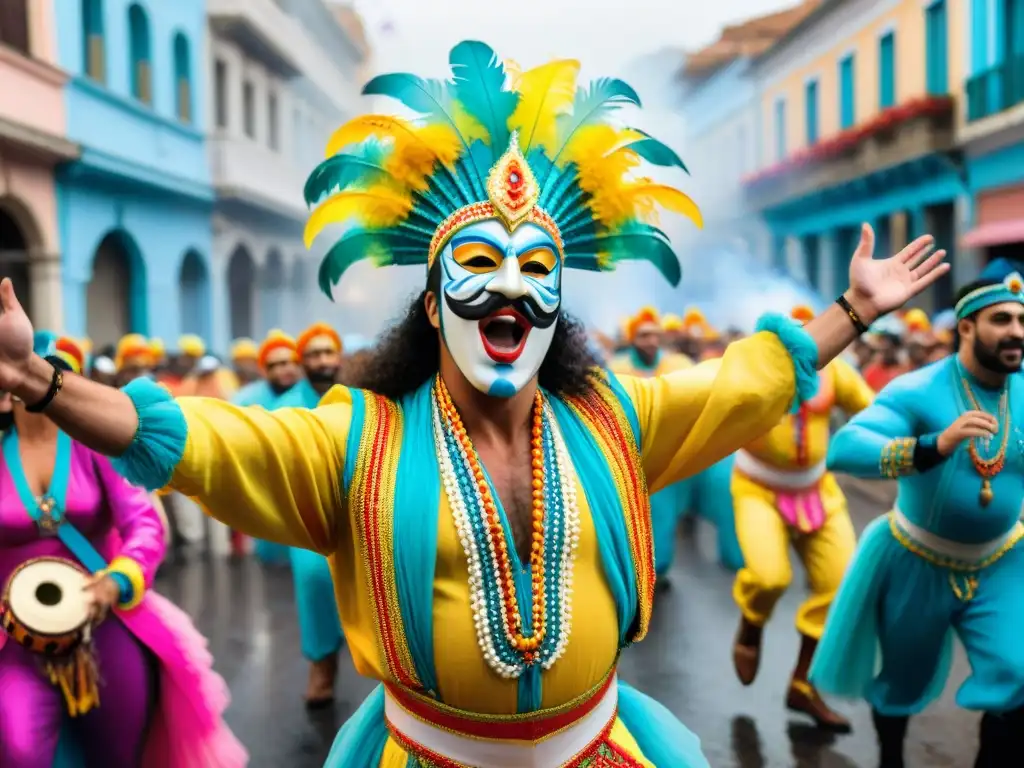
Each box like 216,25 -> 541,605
169,385 -> 353,554
617,331 -> 798,494
831,356 -> 875,415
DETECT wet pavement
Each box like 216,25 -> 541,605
153,477 -> 977,767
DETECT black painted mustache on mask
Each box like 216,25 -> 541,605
443,287 -> 559,329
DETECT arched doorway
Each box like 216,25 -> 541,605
178,249 -> 210,340
0,206 -> 32,320
227,245 -> 256,339
259,249 -> 284,334
87,231 -> 145,347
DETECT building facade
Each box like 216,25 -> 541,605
207,0 -> 368,349
744,0 -> 965,311
0,0 -> 78,331
55,0 -> 215,348
959,0 -> 1024,272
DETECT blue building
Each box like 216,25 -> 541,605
56,0 -> 214,349
960,0 -> 1024,273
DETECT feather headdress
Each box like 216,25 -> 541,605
305,41 -> 702,297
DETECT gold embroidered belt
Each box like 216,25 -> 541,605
889,509 -> 1024,601
384,670 -> 640,767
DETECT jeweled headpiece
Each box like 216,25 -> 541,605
304,41 -> 702,296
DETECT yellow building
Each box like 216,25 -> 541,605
743,0 -> 964,311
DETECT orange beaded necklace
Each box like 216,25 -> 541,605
435,377 -> 549,660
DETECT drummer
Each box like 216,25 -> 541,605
0,332 -> 245,768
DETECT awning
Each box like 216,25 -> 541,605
962,219 -> 1024,248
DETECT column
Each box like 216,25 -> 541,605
818,230 -> 837,298
785,236 -> 805,281
28,250 -> 64,331
890,211 -> 909,251
801,234 -> 821,290
874,214 -> 891,259
907,206 -> 926,241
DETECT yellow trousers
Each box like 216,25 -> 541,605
731,470 -> 856,639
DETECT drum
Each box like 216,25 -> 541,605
1,557 -> 90,657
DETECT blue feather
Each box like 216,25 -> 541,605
362,73 -> 452,118
449,41 -> 519,162
623,131 -> 688,173
318,230 -> 428,298
565,228 -> 681,286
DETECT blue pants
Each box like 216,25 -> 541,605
288,547 -> 344,662
691,456 -> 744,571
812,516 -> 1024,715
254,539 -> 291,565
651,480 -> 693,577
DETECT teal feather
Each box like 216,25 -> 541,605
449,41 -> 519,162
542,166 -> 584,217
622,132 -> 688,172
565,228 -> 681,286
540,78 -> 642,187
303,154 -> 389,207
318,230 -> 428,298
564,255 -> 602,272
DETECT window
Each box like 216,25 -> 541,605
173,32 -> 192,123
81,0 -> 105,82
839,54 -> 856,129
214,59 -> 227,128
268,93 -> 279,150
925,1 -> 949,94
292,107 -> 304,159
805,79 -> 819,145
774,98 -> 787,161
127,4 -> 152,104
879,31 -> 896,109
0,1 -> 31,55
243,80 -> 255,138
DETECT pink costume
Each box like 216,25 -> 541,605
0,437 -> 247,767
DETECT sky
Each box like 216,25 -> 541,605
349,0 -> 794,77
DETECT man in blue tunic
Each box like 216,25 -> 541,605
810,272 -> 1024,768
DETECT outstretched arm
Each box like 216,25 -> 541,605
11,358 -> 350,554
620,314 -> 819,492
827,376 -> 929,478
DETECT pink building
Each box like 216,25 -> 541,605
0,0 -> 77,330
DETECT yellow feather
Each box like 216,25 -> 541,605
589,178 -> 703,230
563,125 -> 645,194
450,102 -> 487,146
507,59 -> 580,153
304,186 -> 413,248
325,114 -> 417,157
383,123 -> 463,192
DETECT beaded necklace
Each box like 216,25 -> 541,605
959,373 -> 1010,508
432,377 -> 580,678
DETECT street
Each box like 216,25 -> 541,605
153,477 -> 977,768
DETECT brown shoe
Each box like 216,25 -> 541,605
732,617 -> 763,686
786,679 -> 851,732
304,653 -> 338,710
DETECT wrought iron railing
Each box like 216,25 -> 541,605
966,55 -> 1024,122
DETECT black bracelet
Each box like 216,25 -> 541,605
24,364 -> 63,413
835,294 -> 870,335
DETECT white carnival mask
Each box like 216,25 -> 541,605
438,219 -> 561,397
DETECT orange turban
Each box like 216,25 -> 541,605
258,330 -> 299,369
115,334 -> 156,371
296,323 -> 342,356
624,307 -> 660,341
55,337 -> 86,375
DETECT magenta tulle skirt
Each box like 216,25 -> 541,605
117,592 -> 247,767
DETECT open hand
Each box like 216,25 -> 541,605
82,573 -> 122,624
846,224 -> 950,322
0,279 -> 35,393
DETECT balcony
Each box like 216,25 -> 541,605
208,0 -> 302,79
743,96 -> 956,212
209,0 -> 361,112
209,136 -> 306,222
966,56 -> 1024,123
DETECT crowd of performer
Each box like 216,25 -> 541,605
0,37 -> 1020,768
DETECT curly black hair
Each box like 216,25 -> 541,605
346,264 -> 600,400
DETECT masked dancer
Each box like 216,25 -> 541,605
609,307 -> 694,587
730,304 -> 874,730
0,333 -> 244,767
811,272 -> 1024,767
275,322 -> 346,707
0,41 -> 946,767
